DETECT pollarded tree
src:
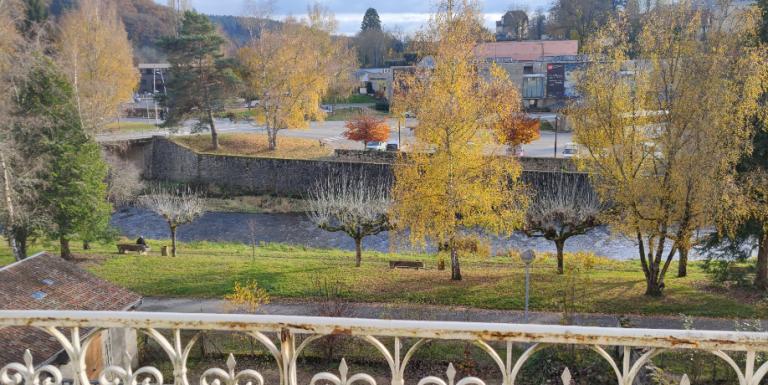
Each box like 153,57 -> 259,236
343,114 -> 390,146
56,0 -> 137,133
571,3 -> 766,295
139,187 -> 205,258
524,174 -> 602,274
391,0 -> 529,281
307,173 -> 391,267
238,5 -> 356,150
159,11 -> 241,150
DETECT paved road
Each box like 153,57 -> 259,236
97,117 -> 573,158
138,297 -> 763,331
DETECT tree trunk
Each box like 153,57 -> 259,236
354,237 -> 362,267
208,110 -> 219,150
0,151 -> 22,261
450,244 -> 462,281
755,231 -> 768,290
170,224 -> 178,257
555,239 -> 565,274
60,236 -> 73,260
267,127 -> 278,150
83,240 -> 91,250
14,231 -> 27,260
677,246 -> 688,278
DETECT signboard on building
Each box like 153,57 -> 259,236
547,63 -> 565,98
547,62 -> 586,99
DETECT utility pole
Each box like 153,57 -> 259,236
554,115 -> 559,158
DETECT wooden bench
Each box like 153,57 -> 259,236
117,244 -> 150,255
389,260 -> 424,270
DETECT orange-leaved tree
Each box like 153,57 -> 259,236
497,113 -> 541,151
343,114 -> 390,145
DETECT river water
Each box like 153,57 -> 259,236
110,207 -> 654,260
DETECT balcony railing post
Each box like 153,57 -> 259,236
280,328 -> 297,385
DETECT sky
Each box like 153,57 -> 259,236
175,0 -> 551,35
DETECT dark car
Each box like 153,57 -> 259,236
386,142 -> 399,151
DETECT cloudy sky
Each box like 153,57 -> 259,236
178,1 -> 551,35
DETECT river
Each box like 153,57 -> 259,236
110,207 -> 657,260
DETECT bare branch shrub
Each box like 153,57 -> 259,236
103,151 -> 144,207
525,174 -> 603,274
307,172 -> 391,267
139,186 -> 205,257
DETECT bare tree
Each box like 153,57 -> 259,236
139,187 -> 205,257
103,151 -> 145,207
307,173 -> 391,267
524,174 -> 603,274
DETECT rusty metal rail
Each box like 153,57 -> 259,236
0,311 -> 766,385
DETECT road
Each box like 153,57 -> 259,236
98,117 -> 573,158
137,297 -> 763,331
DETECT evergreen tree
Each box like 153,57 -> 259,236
361,8 -> 382,32
14,61 -> 112,260
159,11 -> 241,150
21,0 -> 48,34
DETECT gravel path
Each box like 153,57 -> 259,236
138,297 -> 764,331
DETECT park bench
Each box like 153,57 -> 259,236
389,260 -> 424,270
117,244 -> 150,255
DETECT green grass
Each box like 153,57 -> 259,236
3,238 -> 763,319
104,121 -> 159,133
324,107 -> 389,121
324,94 -> 378,104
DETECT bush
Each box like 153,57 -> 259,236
374,100 -> 390,112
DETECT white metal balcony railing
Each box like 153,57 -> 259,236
0,311 -> 766,385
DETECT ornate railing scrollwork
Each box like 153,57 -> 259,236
0,350 -> 62,385
0,311 -> 766,385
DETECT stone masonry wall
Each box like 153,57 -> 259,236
146,137 -> 588,197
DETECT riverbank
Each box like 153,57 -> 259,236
4,239 -> 760,319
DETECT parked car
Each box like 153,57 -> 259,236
366,141 -> 387,151
562,142 -> 579,158
386,142 -> 399,151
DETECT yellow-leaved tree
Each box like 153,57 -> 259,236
391,0 -> 529,281
238,5 -> 355,150
56,0 -> 138,133
571,2 -> 766,295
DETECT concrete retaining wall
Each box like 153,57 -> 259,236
145,137 -> 588,197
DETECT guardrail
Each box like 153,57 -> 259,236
0,311 -> 766,385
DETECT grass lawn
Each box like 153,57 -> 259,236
324,107 -> 389,121
173,133 -> 333,160
323,94 -> 378,104
103,121 -> 159,133
2,238 -> 763,319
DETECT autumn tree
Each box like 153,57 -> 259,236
391,0 -> 529,281
56,0 -> 138,133
524,174 -> 602,274
307,173 -> 391,267
160,11 -> 241,150
496,113 -> 541,154
139,187 -> 205,257
0,0 -> 47,261
239,5 -> 355,150
571,4 -> 765,295
343,115 -> 390,145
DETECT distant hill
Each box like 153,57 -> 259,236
49,0 -> 279,62
207,15 -> 281,47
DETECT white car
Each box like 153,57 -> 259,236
562,143 -> 579,158
365,141 -> 387,151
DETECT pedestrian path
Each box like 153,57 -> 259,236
138,297 -> 765,331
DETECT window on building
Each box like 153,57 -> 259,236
522,76 -> 545,99
523,65 -> 534,75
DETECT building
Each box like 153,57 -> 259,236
138,63 -> 170,95
354,68 -> 391,96
495,10 -> 529,41
474,41 -> 580,110
0,253 -> 142,380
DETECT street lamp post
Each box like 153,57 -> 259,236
520,249 -> 536,323
553,116 -> 559,158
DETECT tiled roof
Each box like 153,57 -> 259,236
0,253 -> 142,367
474,40 -> 579,61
